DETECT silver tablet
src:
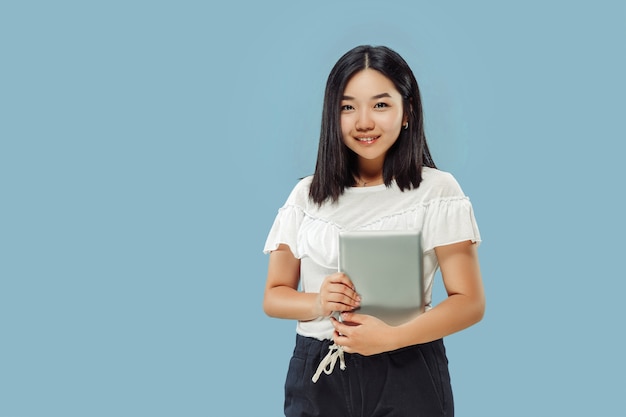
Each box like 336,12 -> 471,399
338,230 -> 424,326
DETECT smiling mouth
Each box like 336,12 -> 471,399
355,136 -> 379,143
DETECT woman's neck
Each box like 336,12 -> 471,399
355,161 -> 384,187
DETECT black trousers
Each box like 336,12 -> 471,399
284,334 -> 454,417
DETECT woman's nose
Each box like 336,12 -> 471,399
355,110 -> 374,131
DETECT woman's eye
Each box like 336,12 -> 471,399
374,102 -> 388,109
341,105 -> 354,111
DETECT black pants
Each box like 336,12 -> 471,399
285,335 -> 454,417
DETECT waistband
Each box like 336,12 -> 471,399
294,333 -> 445,357
294,334 -> 446,383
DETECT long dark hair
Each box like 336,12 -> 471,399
309,45 -> 436,205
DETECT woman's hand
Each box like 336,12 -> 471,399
314,273 -> 361,318
264,246 -> 362,321
330,312 -> 397,355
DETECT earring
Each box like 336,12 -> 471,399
403,122 -> 409,130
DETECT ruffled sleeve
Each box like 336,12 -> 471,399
421,196 -> 481,252
263,203 -> 305,258
420,171 -> 481,252
263,177 -> 312,258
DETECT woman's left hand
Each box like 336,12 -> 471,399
330,312 -> 398,356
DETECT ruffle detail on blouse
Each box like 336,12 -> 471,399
263,203 -> 307,258
263,195 -> 481,269
264,203 -> 342,269
421,196 -> 481,252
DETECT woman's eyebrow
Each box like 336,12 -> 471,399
341,92 -> 392,100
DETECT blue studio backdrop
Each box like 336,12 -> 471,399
1,1 -> 625,416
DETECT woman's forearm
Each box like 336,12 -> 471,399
393,292 -> 485,348
263,286 -> 320,321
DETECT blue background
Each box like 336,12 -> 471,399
1,1 -> 625,416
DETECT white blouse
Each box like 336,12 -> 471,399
264,167 -> 481,340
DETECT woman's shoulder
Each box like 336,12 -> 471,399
283,175 -> 314,206
420,167 -> 466,198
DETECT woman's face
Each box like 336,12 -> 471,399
340,69 -> 406,167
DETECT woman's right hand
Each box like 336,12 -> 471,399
315,272 -> 361,318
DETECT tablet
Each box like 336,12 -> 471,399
338,230 -> 424,326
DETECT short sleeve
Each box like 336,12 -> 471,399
421,196 -> 481,252
419,171 -> 481,252
262,177 -> 312,258
263,203 -> 305,257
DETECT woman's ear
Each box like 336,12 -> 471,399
404,99 -> 414,125
402,111 -> 409,129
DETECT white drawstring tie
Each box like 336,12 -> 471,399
312,343 -> 346,383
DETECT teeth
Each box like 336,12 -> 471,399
357,137 -> 376,142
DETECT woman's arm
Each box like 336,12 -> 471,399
263,244 -> 360,321
398,239 -> 485,344
332,240 -> 485,354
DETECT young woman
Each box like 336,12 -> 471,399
263,45 -> 484,417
